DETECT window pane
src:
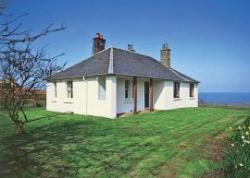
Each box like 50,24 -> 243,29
125,80 -> 130,99
125,80 -> 129,89
125,90 -> 128,98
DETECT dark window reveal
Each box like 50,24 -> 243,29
190,83 -> 194,97
174,82 -> 180,98
67,81 -> 73,98
54,82 -> 57,98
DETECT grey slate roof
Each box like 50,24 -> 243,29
50,47 -> 199,83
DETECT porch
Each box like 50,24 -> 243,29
116,77 -> 162,116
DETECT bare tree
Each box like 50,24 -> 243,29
0,9 -> 65,134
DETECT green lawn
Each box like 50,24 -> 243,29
0,107 -> 249,178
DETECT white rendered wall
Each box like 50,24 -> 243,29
46,79 -> 85,114
153,80 -> 167,110
47,76 -> 198,118
47,76 -> 117,118
106,76 -> 117,118
154,81 -> 198,110
86,76 -> 117,118
116,77 -> 198,114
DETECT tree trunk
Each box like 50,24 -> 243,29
15,122 -> 24,135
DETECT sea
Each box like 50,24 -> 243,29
199,92 -> 250,106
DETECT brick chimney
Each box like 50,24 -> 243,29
92,33 -> 106,55
160,43 -> 171,68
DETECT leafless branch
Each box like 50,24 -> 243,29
0,8 -> 66,134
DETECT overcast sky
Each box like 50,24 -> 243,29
5,0 -> 250,92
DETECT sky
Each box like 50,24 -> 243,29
4,0 -> 250,92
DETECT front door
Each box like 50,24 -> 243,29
144,82 -> 149,108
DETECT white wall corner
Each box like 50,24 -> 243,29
106,75 -> 117,118
83,79 -> 87,115
195,84 -> 199,106
46,82 -> 51,111
164,81 -> 168,107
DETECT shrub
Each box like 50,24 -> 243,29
223,117 -> 250,177
36,100 -> 45,107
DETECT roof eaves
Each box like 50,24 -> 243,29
170,68 -> 200,83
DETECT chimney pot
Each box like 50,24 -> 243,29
162,43 -> 169,50
92,33 -> 106,55
127,44 -> 135,52
95,33 -> 100,38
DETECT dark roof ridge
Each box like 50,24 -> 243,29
113,47 -> 157,60
113,47 -> 173,70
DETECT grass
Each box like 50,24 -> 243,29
0,107 -> 249,178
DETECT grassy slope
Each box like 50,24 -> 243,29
0,107 -> 249,178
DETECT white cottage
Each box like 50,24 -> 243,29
47,33 -> 199,118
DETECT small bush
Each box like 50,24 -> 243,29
223,117 -> 250,177
36,100 -> 45,107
